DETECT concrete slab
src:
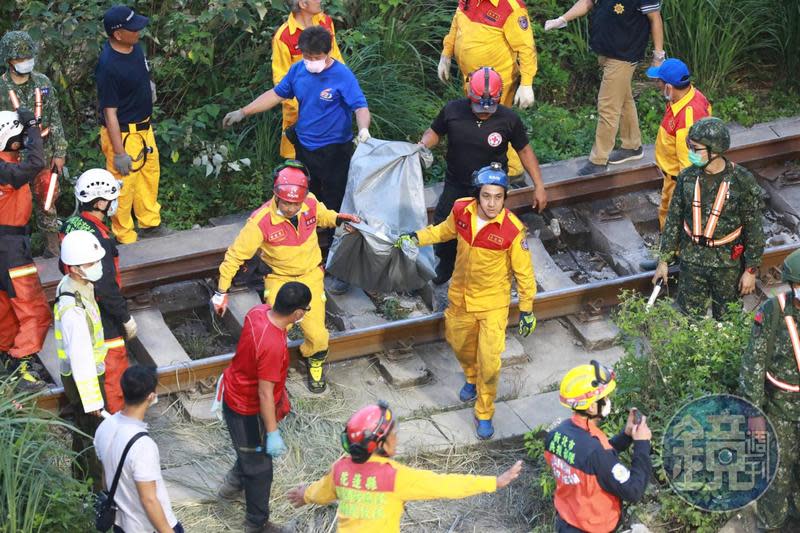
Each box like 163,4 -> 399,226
373,350 -> 431,389
35,327 -> 61,387
505,391 -> 569,431
223,289 -> 262,333
431,401 -> 529,445
528,236 -> 576,291
177,391 -> 218,422
549,207 -> 590,248
717,505 -> 758,533
128,307 -> 191,367
324,278 -> 385,330
208,211 -> 249,227
162,462 -> 229,505
582,210 -> 650,275
565,315 -> 620,351
395,418 -> 452,456
501,335 -> 529,366
152,280 -> 209,314
768,115 -> 800,138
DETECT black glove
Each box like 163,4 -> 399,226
16,108 -> 38,130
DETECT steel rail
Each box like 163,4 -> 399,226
34,242 -> 798,412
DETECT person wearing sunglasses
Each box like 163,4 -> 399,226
545,361 -> 652,532
287,400 -> 523,531
652,117 -> 765,320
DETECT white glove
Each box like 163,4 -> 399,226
222,109 -> 246,128
513,85 -> 535,109
357,128 -> 371,143
437,55 -> 451,83
211,291 -> 229,316
150,80 -> 157,104
123,317 -> 138,339
544,16 -> 568,32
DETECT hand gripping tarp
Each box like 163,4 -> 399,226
325,139 -> 436,293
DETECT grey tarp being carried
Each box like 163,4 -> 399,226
325,138 -> 436,293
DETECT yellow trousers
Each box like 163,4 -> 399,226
460,69 -> 522,176
279,99 -> 298,159
264,266 -> 328,357
100,125 -> 161,244
658,174 -> 677,230
444,304 -> 509,420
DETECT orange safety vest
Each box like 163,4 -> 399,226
682,174 -> 742,247
766,293 -> 800,393
0,150 -> 33,227
7,87 -> 50,138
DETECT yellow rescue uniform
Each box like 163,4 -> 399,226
417,198 -> 535,419
304,454 -> 497,532
442,0 -> 538,175
272,12 -> 344,159
100,123 -> 161,244
653,86 -> 712,228
217,194 -> 338,356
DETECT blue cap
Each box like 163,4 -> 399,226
471,162 -> 509,190
646,58 -> 691,87
104,6 -> 149,36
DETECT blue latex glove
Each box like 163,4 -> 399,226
518,312 -> 537,337
266,430 -> 287,457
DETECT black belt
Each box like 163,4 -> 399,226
119,119 -> 151,133
0,225 -> 29,236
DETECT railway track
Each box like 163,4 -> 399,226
32,120 -> 800,412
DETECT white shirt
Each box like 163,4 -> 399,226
94,413 -> 177,532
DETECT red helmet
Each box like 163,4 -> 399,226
273,160 -> 309,203
468,66 -> 503,114
340,400 -> 395,463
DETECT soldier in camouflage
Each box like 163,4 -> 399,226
0,30 -> 68,257
740,250 -> 800,530
653,117 -> 765,320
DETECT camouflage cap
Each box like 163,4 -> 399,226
0,31 -> 37,62
782,249 -> 800,284
688,117 -> 730,154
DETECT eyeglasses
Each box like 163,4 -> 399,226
590,359 -> 615,387
686,141 -> 708,152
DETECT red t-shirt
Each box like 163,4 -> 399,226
222,304 -> 291,419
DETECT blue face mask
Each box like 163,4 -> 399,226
688,150 -> 707,167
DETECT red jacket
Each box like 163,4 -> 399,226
0,128 -> 45,228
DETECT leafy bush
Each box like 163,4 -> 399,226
0,376 -> 93,532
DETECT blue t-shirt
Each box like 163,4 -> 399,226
274,60 -> 367,150
95,42 -> 153,125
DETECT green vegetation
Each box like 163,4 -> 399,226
0,375 -> 93,533
2,0 -> 798,235
525,293 -> 753,531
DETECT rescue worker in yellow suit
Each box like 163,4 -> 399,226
397,163 -> 536,439
438,0 -> 538,177
272,0 -> 344,159
211,161 -> 360,393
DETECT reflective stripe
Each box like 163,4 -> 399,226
104,337 -> 125,349
9,88 -> 50,138
686,177 -> 740,246
7,89 -> 20,109
8,264 -> 38,279
683,222 -> 742,247
765,294 -> 800,393
54,291 -> 107,369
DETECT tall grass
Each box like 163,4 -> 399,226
0,377 -> 93,532
662,0 -> 769,93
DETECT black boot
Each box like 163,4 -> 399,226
8,355 -> 47,392
304,351 -> 328,393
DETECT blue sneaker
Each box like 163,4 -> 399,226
475,418 -> 494,440
459,382 -> 477,402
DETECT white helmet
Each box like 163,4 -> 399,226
0,110 -> 23,151
60,230 -> 106,266
74,168 -> 121,204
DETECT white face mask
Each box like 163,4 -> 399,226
600,398 -> 612,418
150,393 -> 159,407
794,286 -> 800,300
106,198 -> 119,217
13,58 -> 35,75
80,261 -> 103,282
304,58 -> 327,74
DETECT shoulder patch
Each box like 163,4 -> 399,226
754,310 -> 764,324
520,237 -> 529,250
611,463 -> 631,483
40,86 -> 50,96
518,15 -> 529,30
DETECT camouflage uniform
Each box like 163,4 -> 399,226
0,31 -> 68,253
658,119 -> 765,320
740,294 -> 800,530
